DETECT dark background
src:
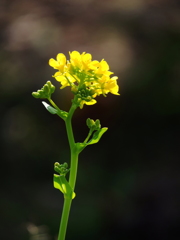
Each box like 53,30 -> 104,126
0,0 -> 180,239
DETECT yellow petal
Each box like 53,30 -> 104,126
88,60 -> 99,70
55,74 -> 67,83
49,58 -> 59,69
70,51 -> 81,61
85,99 -> 97,105
111,76 -> 118,81
110,85 -> 120,95
60,83 -> 69,89
65,72 -> 77,83
104,77 -> 120,95
53,71 -> 62,77
82,53 -> 92,64
100,60 -> 109,71
57,53 -> 66,65
69,51 -> 82,68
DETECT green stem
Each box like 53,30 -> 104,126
57,102 -> 79,240
48,98 -> 67,120
66,103 -> 79,190
84,129 -> 93,144
69,149 -> 79,191
58,198 -> 72,240
48,98 -> 61,112
65,103 -> 77,149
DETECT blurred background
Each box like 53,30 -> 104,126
0,0 -> 180,239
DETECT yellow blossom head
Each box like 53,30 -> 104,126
49,51 -> 119,108
49,53 -> 67,72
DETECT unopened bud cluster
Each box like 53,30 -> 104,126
54,162 -> 69,176
32,81 -> 55,99
73,84 -> 96,107
86,118 -> 101,131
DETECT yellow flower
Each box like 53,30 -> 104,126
49,53 -> 67,73
69,51 -> 82,69
103,76 -> 119,95
69,51 -> 98,72
53,72 -> 76,89
49,51 -> 119,108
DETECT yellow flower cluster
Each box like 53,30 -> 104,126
49,51 -> 119,108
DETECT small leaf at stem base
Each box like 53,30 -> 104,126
42,101 -> 58,114
54,174 -> 76,199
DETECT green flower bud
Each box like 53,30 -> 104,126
54,162 -> 69,176
32,81 -> 55,99
44,84 -> 49,93
95,119 -> 101,129
54,162 -> 61,167
89,89 -> 95,96
63,162 -> 68,168
54,165 -> 61,174
71,86 -> 78,94
32,92 -> 40,98
86,118 -> 91,128
86,96 -> 92,101
86,118 -> 95,129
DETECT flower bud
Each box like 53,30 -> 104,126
54,165 -> 61,174
95,119 -> 101,129
63,162 -> 68,168
32,81 -> 56,99
71,86 -> 78,94
86,96 -> 92,101
86,118 -> 96,129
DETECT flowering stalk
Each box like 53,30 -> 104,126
58,103 -> 78,240
32,51 -> 119,240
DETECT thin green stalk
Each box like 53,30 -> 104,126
48,98 -> 61,112
66,103 -> 79,190
69,149 -> 79,191
57,102 -> 78,240
84,129 -> 93,144
65,103 -> 77,149
58,198 -> 72,240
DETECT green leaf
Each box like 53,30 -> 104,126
54,174 -> 64,192
53,174 -> 76,199
76,127 -> 108,153
42,101 -> 58,114
87,127 -> 108,145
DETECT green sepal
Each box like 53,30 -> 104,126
42,101 -> 58,114
53,174 -> 76,199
